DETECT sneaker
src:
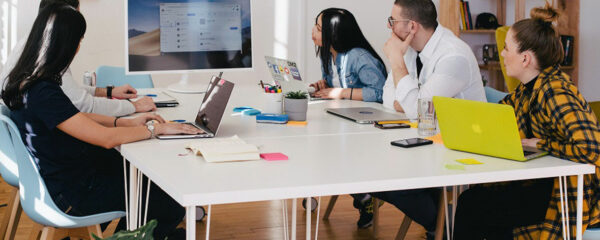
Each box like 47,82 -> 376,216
356,195 -> 375,229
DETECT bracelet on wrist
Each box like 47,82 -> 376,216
114,116 -> 121,127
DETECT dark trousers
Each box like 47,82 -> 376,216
371,188 -> 440,231
51,149 -> 185,239
453,178 -> 554,240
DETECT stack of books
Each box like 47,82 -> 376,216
459,0 -> 474,30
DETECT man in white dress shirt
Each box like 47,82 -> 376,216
358,1 -> 486,239
382,0 -> 486,119
0,0 -> 156,116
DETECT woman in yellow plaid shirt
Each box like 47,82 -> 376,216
453,4 -> 600,240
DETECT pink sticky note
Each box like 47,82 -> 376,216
260,153 -> 289,161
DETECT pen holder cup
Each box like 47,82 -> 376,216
263,92 -> 283,114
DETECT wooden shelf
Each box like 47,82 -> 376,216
460,29 -> 496,34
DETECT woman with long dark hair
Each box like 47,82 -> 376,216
310,8 -> 387,102
2,3 -> 201,239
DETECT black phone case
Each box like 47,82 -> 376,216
390,139 -> 433,148
374,123 -> 410,129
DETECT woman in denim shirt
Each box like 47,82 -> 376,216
310,8 -> 387,103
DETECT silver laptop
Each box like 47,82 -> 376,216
326,107 -> 408,124
157,77 -> 234,140
264,56 -> 328,101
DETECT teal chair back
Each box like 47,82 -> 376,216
0,105 -> 19,187
96,65 -> 154,89
484,86 -> 509,103
0,107 -> 125,227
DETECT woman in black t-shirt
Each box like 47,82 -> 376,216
1,4 -> 201,239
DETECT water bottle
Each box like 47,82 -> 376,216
83,71 -> 93,86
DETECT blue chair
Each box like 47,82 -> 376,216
0,105 -> 21,240
95,65 -> 154,89
484,86 -> 509,103
0,105 -> 125,239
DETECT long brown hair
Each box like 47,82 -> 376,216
511,3 -> 564,70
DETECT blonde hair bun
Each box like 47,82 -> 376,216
530,2 -> 560,23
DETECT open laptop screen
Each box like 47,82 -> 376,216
195,77 -> 234,134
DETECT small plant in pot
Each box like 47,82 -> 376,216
284,90 -> 308,121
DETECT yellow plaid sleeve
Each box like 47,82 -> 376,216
536,83 -> 600,166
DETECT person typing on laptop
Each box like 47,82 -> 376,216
381,0 -> 486,119
2,5 -> 201,238
0,0 -> 157,117
453,4 -> 600,239
309,8 -> 387,102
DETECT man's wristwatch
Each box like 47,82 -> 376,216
107,85 -> 114,99
146,123 -> 155,139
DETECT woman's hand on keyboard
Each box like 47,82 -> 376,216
155,123 -> 205,136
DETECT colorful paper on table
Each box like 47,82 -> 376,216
260,153 -> 289,161
425,134 -> 443,144
445,164 -> 466,170
287,121 -> 307,126
409,122 -> 418,128
456,158 -> 483,165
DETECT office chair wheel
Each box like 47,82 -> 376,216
302,197 -> 318,212
196,206 -> 206,221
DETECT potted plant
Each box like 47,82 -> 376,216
284,90 -> 308,121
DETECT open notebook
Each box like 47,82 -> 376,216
185,136 -> 260,163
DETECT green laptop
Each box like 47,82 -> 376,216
433,96 -> 547,161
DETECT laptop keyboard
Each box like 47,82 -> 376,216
523,150 -> 536,156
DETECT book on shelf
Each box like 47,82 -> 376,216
459,0 -> 474,30
561,35 -> 574,66
459,0 -> 466,30
465,1 -> 473,30
186,136 -> 260,163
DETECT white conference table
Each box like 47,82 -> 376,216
121,87 -> 595,240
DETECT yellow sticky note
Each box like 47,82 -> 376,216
445,164 -> 466,171
287,121 -> 307,126
456,158 -> 483,165
408,122 -> 418,128
425,134 -> 443,144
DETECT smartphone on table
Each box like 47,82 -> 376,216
391,138 -> 433,148
374,122 -> 410,129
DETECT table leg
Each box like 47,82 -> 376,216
577,174 -> 583,240
292,199 -> 297,240
123,158 -> 129,229
443,186 -> 450,240
129,164 -> 139,230
186,206 -> 196,240
306,197 -> 311,240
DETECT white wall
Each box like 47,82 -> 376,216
303,0 -> 394,83
4,0 -> 599,101
4,0 -> 305,88
579,0 -> 600,102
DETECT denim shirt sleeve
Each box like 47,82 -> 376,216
320,60 -> 333,86
344,49 -> 387,102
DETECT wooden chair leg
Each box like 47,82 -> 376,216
372,198 -> 380,237
28,222 -> 44,240
39,227 -> 55,240
0,187 -> 18,239
102,218 -> 121,237
6,196 -> 21,240
88,224 -> 103,239
394,215 -> 413,240
322,195 -> 338,220
434,189 -> 446,240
